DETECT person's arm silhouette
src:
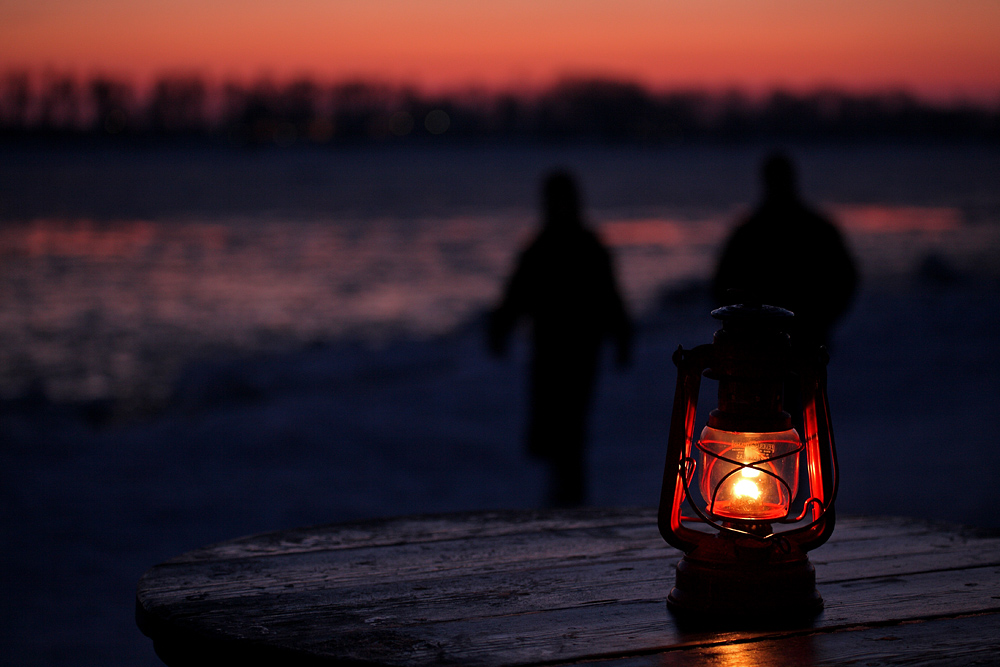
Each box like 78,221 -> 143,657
488,247 -> 534,357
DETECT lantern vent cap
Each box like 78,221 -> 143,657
711,303 -> 794,324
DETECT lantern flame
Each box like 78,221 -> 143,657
732,478 -> 760,500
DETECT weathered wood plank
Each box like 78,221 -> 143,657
137,512 -> 1000,667
167,509 -> 986,565
137,538 -> 1000,627
138,529 -> 673,607
260,566 -> 999,666
139,560 -> 1000,665
598,612 -> 1000,666
146,512 -> 1000,583
168,508 -> 657,564
139,517 -> 1000,609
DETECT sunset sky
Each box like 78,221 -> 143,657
3,0 -> 1000,100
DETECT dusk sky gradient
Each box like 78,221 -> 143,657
3,0 -> 1000,100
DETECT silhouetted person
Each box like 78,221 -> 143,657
489,171 -> 632,507
713,153 -> 858,348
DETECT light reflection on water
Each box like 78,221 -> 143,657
0,206 -> 994,409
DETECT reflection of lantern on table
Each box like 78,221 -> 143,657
658,302 -> 838,619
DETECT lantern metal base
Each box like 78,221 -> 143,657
668,539 -> 822,625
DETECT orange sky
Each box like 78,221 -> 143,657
3,0 -> 1000,100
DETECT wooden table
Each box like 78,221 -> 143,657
136,508 -> 1000,666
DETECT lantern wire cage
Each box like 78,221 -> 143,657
676,391 -> 838,548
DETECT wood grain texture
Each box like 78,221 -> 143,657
602,612 -> 1000,666
136,509 -> 1000,667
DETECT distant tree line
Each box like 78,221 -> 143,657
2,72 -> 998,145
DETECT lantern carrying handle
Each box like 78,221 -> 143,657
658,343 -> 715,553
782,345 -> 839,551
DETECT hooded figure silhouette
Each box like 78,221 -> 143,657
489,171 -> 632,507
712,153 -> 858,347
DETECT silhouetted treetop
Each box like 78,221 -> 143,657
1,71 -> 997,145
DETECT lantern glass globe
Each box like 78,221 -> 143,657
695,425 -> 801,521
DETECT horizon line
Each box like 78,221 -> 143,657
5,68 -> 999,109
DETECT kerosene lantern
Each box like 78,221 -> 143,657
658,302 -> 838,619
